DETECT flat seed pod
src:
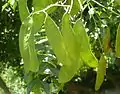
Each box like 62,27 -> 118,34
95,55 -> 106,91
45,16 -> 70,66
103,28 -> 110,53
18,0 -> 30,21
115,23 -> 120,57
61,13 -> 79,62
19,17 -> 33,73
73,19 -> 98,68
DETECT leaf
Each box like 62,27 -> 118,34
61,13 -> 79,63
2,3 -> 9,11
19,17 -> 32,73
2,0 -> 16,11
18,0 -> 30,21
29,33 -> 40,72
58,13 -> 83,83
73,19 -> 98,68
24,72 -> 33,85
67,0 -> 84,16
58,59 -> 82,83
52,0 -> 64,3
95,55 -> 106,91
27,79 -> 41,94
115,0 -> 120,5
115,23 -> 120,57
33,0 -> 52,11
103,27 -> 110,53
19,16 -> 40,73
27,79 -> 50,94
33,0 -> 57,14
45,15 -> 69,66
32,12 -> 46,33
28,12 -> 46,72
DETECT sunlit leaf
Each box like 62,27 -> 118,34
115,23 -> 120,57
73,19 -> 98,68
45,15 -> 70,66
2,3 -> 9,11
32,0 -> 56,13
18,0 -> 30,21
19,17 -> 32,73
61,13 -> 79,63
58,59 -> 82,83
19,16 -> 40,72
32,12 -> 46,33
95,55 -> 106,91
67,0 -> 84,16
33,0 -> 52,11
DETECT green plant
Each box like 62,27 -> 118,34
17,0 -> 120,93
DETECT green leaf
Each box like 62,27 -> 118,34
19,17 -> 32,73
2,3 -> 9,11
61,13 -> 79,63
67,0 -> 84,16
18,0 -> 30,21
27,79 -> 42,94
19,16 -> 41,73
115,23 -> 120,57
58,14 -> 83,83
32,80 -> 50,94
32,12 -> 46,33
58,59 -> 82,83
29,33 -> 40,72
73,19 -> 98,68
115,0 -> 120,5
45,16 -> 69,66
103,28 -> 110,53
95,55 -> 106,91
32,0 -> 57,14
28,12 -> 46,72
33,0 -> 52,11
2,0 -> 17,11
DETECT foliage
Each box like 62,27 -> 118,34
1,0 -> 120,94
0,0 -> 21,67
0,0 -> 24,93
0,66 -> 26,94
17,0 -> 120,93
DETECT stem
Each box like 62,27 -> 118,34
33,3 -> 70,15
78,0 -> 84,11
87,1 -> 103,52
91,0 -> 120,16
68,0 -> 73,13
